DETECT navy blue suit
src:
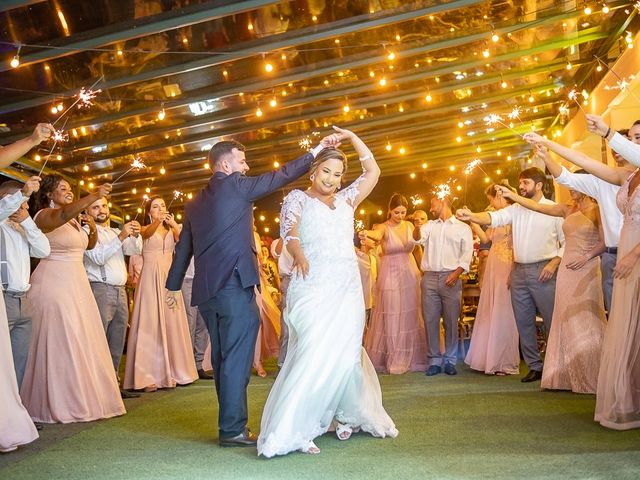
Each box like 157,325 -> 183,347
166,152 -> 314,438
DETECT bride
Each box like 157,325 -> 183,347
257,127 -> 398,458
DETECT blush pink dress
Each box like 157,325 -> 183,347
1,294 -> 38,450
595,170 -> 640,429
464,226 -> 520,375
541,210 -> 606,394
123,229 -> 197,390
21,217 -> 125,423
365,221 -> 427,374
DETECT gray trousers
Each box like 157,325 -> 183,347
89,282 -> 128,375
4,292 -> 31,388
421,271 -> 462,366
600,252 -> 616,314
277,275 -> 290,367
510,261 -> 557,371
182,277 -> 209,370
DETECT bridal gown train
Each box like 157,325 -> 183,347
257,178 -> 398,458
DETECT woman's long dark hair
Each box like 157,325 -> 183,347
143,195 -> 165,226
387,193 -> 409,218
29,174 -> 65,216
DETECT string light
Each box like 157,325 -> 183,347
269,98 -> 277,107
409,172 -> 416,179
264,62 -> 273,73
160,166 -> 166,174
491,32 -> 499,42
10,44 -> 21,68
157,105 -> 166,120
425,93 -> 432,103
378,77 -> 387,87
256,107 -> 263,117
343,104 -> 350,113
385,143 -> 392,151
422,163 -> 428,169
399,147 -> 406,155
187,193 -> 193,200
584,6 -> 592,14
273,161 -> 280,168
602,3 -> 610,14
35,154 -> 41,161
82,164 -> 89,171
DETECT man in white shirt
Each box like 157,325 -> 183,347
414,196 -> 473,376
539,129 -> 635,313
457,168 -> 565,382
270,237 -> 293,368
182,258 -> 213,379
0,178 -> 50,388
83,197 -> 142,396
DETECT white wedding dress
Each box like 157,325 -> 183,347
257,175 -> 398,458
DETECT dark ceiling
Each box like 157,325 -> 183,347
0,0 -> 637,231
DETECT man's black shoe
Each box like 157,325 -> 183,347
120,389 -> 141,399
425,365 -> 442,376
521,369 -> 543,383
198,369 -> 214,380
444,363 -> 457,376
219,429 -> 258,447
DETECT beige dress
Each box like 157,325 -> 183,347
595,170 -> 640,429
123,229 -> 197,390
21,217 -> 125,423
0,294 -> 38,450
541,211 -> 606,394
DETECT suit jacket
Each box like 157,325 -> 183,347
166,153 -> 314,306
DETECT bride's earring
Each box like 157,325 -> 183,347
49,199 -> 55,208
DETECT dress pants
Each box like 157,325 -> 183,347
90,282 -> 129,375
198,270 -> 260,438
4,292 -> 31,388
421,271 -> 462,367
510,261 -> 556,371
181,277 -> 210,370
600,252 -> 616,315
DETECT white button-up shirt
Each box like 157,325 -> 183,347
0,190 -> 50,293
83,224 -> 143,286
489,198 -> 565,264
415,216 -> 474,272
556,166 -> 622,247
609,132 -> 640,167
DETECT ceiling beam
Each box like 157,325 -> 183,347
0,0 -> 282,73
0,1 -> 45,13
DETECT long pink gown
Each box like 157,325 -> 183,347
541,210 -> 606,393
595,170 -> 640,429
21,218 -> 125,423
0,295 -> 38,451
464,226 -> 520,375
254,271 -> 281,365
365,221 -> 427,374
123,230 -> 197,390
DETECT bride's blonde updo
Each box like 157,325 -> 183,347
309,147 -> 348,177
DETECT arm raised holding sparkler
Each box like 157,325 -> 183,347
586,114 -> 640,169
0,123 -> 55,168
523,131 -> 629,186
494,185 -> 570,218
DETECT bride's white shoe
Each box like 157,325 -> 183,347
335,423 -> 353,441
299,441 -> 321,454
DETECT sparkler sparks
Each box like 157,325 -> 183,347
298,131 -> 321,151
354,219 -> 365,231
167,190 -> 185,209
410,194 -> 423,207
567,88 -> 588,115
464,158 -> 483,175
112,157 -> 147,184
52,129 -> 69,143
483,113 -> 504,126
434,183 -> 451,201
76,87 -> 102,108
507,106 -> 523,124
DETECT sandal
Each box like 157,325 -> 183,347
335,423 -> 353,441
299,441 -> 320,454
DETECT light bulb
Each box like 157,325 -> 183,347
449,165 -> 455,171
256,107 -> 263,117
422,163 -> 428,169
482,49 -> 490,58
343,104 -> 350,113
35,154 -> 41,161
204,163 -> 210,169
602,4 -> 610,14
51,106 -> 58,114
264,62 -> 273,73
387,52 -> 395,61
385,143 -> 392,151
273,161 -> 280,168
157,109 -> 165,120
399,147 -> 406,155
491,33 -> 499,42
584,6 -> 592,15
425,94 -> 432,102
501,81 -> 508,88
10,55 -> 19,68
378,77 -> 387,87
269,98 -> 277,107
83,165 -> 89,171
596,65 -> 603,72
410,172 -> 416,178
160,167 -> 166,174
187,193 -> 193,200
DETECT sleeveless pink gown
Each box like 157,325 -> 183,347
595,170 -> 640,429
123,230 -> 197,390
365,221 -> 427,373
541,210 -> 606,393
21,218 -> 125,423
464,226 -> 520,375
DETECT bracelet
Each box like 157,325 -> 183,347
603,127 -> 611,139
359,154 -> 373,162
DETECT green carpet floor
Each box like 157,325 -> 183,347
2,365 -> 640,480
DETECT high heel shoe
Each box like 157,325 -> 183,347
299,441 -> 320,454
335,423 -> 353,441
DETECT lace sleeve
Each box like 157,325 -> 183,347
336,173 -> 366,207
280,189 -> 306,246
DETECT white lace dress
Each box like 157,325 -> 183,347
257,176 -> 398,458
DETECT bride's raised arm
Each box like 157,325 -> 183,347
333,126 -> 381,207
280,190 -> 309,279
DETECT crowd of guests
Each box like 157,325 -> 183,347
2,111 -> 640,453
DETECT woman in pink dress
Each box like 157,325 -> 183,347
22,176 -> 125,423
360,194 -> 427,374
497,180 -> 607,393
465,184 -> 520,375
124,196 -> 197,392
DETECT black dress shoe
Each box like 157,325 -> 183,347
219,429 -> 258,447
198,369 -> 214,380
444,363 -> 457,376
120,389 -> 141,399
426,365 -> 442,376
521,369 -> 543,383
34,423 -> 44,431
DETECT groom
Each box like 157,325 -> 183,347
166,135 -> 340,447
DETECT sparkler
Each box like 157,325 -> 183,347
112,157 -> 146,184
38,118 -> 70,176
354,219 -> 365,231
410,194 -> 423,207
483,113 -> 523,137
507,106 -> 524,125
464,158 -> 483,175
167,190 -> 184,209
567,88 -> 588,115
132,194 -> 150,222
298,131 -> 321,151
52,76 -> 104,126
434,183 -> 451,201
594,54 -> 640,103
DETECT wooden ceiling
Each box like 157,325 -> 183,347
0,0 -> 637,224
